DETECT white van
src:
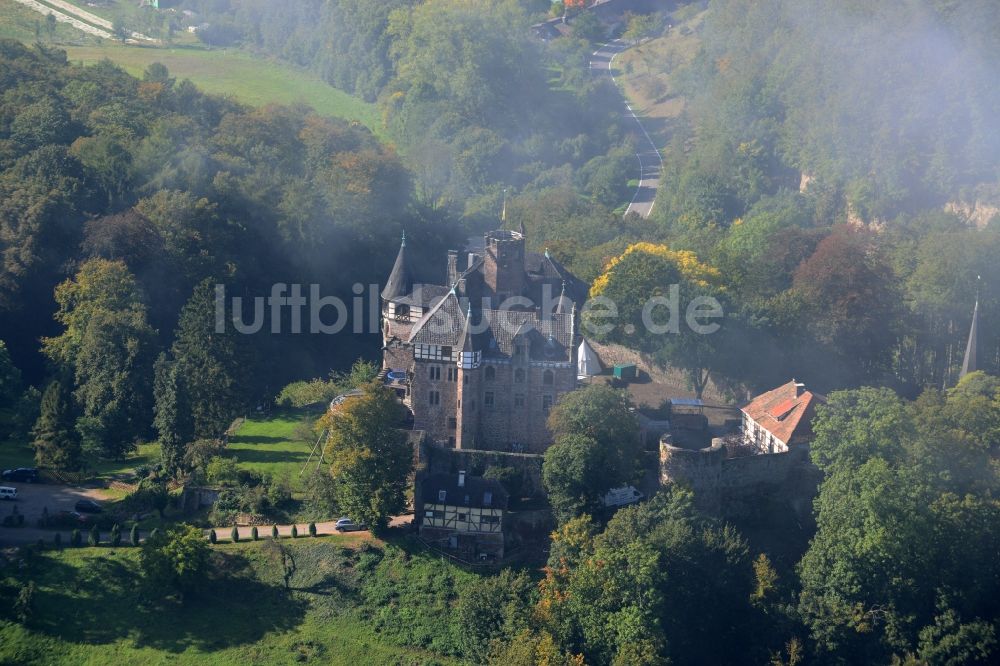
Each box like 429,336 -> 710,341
0,486 -> 16,500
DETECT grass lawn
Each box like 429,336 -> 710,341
0,437 -> 34,472
62,44 -> 381,134
0,537 -> 468,665
227,408 -> 320,491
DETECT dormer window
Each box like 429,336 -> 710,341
483,491 -> 492,507
438,490 -> 447,503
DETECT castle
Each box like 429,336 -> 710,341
380,227 -> 588,452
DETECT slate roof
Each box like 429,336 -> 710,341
742,380 -> 826,446
408,291 -> 465,346
381,236 -> 412,301
420,473 -> 509,510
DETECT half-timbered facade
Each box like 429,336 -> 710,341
418,471 -> 509,560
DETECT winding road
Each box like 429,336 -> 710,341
589,39 -> 664,219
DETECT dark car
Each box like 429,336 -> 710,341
75,499 -> 103,514
55,510 -> 88,525
1,467 -> 39,483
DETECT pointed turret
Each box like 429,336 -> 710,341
960,297 -> 980,379
554,280 -> 572,315
381,232 -> 412,301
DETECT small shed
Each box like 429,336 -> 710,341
577,339 -> 602,377
612,364 -> 637,381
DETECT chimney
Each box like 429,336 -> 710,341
458,470 -> 466,488
447,250 -> 458,286
794,381 -> 806,397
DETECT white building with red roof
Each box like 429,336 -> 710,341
741,380 -> 826,454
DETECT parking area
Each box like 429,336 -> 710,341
0,482 -> 108,524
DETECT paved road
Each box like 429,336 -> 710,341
589,39 -> 663,219
9,0 -> 159,43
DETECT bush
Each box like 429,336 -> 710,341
14,581 -> 35,625
290,524 -> 298,539
150,528 -> 159,540
230,526 -> 239,543
130,524 -> 140,546
36,538 -> 44,551
71,529 -> 81,547
251,526 -> 259,541
208,529 -> 217,544
308,522 -> 317,537
53,532 -> 62,549
272,524 -> 279,539
88,525 -> 99,547
110,523 -> 121,547
37,506 -> 49,528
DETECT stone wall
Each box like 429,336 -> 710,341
660,436 -> 816,517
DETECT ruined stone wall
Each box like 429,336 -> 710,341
660,437 -> 815,517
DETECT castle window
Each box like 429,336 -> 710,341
484,392 -> 495,409
429,365 -> 441,381
429,391 -> 440,406
441,346 -> 453,360
542,395 -> 553,413
483,492 -> 492,507
543,369 -> 554,386
448,417 -> 457,430
485,366 -> 496,381
458,513 -> 467,522
514,394 -> 524,408
447,367 -> 457,381
515,368 -> 525,383
425,510 -> 434,518
438,490 -> 447,502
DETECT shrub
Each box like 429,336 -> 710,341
130,524 -> 140,546
209,529 -> 217,544
37,506 -> 49,528
110,523 -> 122,547
71,529 -> 81,547
14,581 -> 35,625
272,524 -> 279,539
36,538 -> 44,551
308,522 -> 317,537
88,525 -> 99,547
251,526 -> 259,541
150,528 -> 159,540
53,532 -> 62,549
291,524 -> 298,539
230,526 -> 239,543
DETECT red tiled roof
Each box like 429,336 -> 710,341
742,380 -> 826,446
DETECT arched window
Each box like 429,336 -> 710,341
485,366 -> 496,381
514,368 -> 525,383
543,369 -> 554,386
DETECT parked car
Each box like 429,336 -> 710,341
1,467 -> 39,483
334,517 -> 365,532
75,499 -> 103,514
0,486 -> 16,500
55,510 -> 88,525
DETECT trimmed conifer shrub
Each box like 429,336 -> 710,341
251,526 -> 259,541
291,524 -> 298,539
110,524 -> 121,547
130,524 -> 140,546
231,526 -> 239,543
271,524 -> 279,539
88,525 -> 99,547
53,532 -> 62,549
209,529 -> 217,544
71,529 -> 81,547
308,522 -> 317,537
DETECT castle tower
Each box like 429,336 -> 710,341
483,229 -> 526,303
